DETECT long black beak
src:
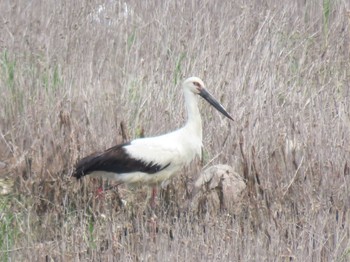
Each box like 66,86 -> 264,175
199,88 -> 233,121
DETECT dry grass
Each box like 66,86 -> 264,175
1,0 -> 350,261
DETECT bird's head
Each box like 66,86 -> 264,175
183,77 -> 233,121
183,76 -> 206,94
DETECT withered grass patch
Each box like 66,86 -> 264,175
1,0 -> 350,261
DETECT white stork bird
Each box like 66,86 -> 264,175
73,77 -> 233,199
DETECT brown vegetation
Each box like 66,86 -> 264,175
1,0 -> 350,261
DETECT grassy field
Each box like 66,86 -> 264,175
1,0 -> 350,261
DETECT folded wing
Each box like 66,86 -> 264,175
73,141 -> 175,179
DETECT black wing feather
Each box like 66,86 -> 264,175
73,142 -> 170,179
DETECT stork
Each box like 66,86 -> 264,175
73,77 -> 233,201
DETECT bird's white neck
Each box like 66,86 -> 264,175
183,89 -> 202,141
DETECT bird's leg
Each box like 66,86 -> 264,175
94,179 -> 106,200
148,187 -> 158,241
95,182 -> 122,200
150,186 -> 157,209
95,186 -> 105,200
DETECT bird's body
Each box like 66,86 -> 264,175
73,77 -> 233,186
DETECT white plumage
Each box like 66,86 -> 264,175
73,77 -> 233,186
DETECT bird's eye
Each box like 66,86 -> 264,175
193,81 -> 201,88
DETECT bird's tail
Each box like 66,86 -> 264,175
72,163 -> 85,179
72,153 -> 101,179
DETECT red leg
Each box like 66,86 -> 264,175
151,186 -> 157,208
